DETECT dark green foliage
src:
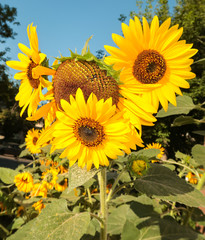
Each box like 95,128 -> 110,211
173,0 -> 205,77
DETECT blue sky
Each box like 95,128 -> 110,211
2,0 -> 176,77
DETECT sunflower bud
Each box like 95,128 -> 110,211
127,154 -> 149,177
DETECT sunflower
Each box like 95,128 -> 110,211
131,160 -> 147,176
104,16 -> 198,111
14,172 -> 34,193
30,182 -> 48,198
145,142 -> 165,159
32,200 -> 45,213
55,178 -> 68,192
25,128 -> 42,154
6,23 -> 55,117
27,50 -> 156,134
41,168 -> 58,190
38,88 -> 142,171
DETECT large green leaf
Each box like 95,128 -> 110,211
156,95 -> 195,117
121,220 -> 140,240
192,144 -> 205,167
7,199 -> 90,240
0,167 -> 19,184
132,149 -> 160,158
173,116 -> 202,126
134,164 -> 205,207
107,196 -> 158,235
121,217 -> 205,240
65,163 -> 99,193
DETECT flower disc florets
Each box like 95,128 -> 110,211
53,59 -> 119,109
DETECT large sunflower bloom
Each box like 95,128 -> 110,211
14,172 -> 34,193
104,16 -> 198,111
6,23 -> 55,116
27,56 -> 156,133
38,88 -> 142,171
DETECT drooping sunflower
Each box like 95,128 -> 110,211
27,47 -> 156,134
6,23 -> 55,117
145,142 -> 165,159
104,16 -> 198,111
25,128 -> 42,154
14,172 -> 34,193
38,88 -> 142,171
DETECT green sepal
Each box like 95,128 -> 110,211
52,37 -> 121,83
127,154 -> 150,177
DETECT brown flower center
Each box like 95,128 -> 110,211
32,137 -> 38,145
22,177 -> 29,184
132,50 -> 166,84
73,118 -> 105,147
53,60 -> 119,109
27,61 -> 40,89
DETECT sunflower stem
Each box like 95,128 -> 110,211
196,172 -> 205,190
97,167 -> 107,240
107,169 -> 125,202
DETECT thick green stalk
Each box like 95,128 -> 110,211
97,168 -> 107,240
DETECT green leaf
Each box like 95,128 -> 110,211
156,95 -> 196,117
192,130 -> 205,136
10,217 -> 24,230
0,167 -> 18,184
66,163 -> 99,193
19,148 -> 31,158
132,149 -> 160,159
134,164 -> 205,207
192,144 -> 205,167
7,199 -> 90,240
108,196 -> 158,235
135,216 -> 205,240
121,220 -> 140,240
107,204 -> 137,235
173,116 -> 201,126
111,195 -> 140,205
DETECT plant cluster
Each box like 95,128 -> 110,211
0,7 -> 205,240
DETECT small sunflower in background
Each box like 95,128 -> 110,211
38,88 -> 142,171
25,128 -> 42,154
145,142 -> 165,159
30,182 -> 48,198
104,16 -> 198,111
6,23 -> 55,117
55,179 -> 68,192
32,200 -> 45,213
14,172 -> 34,193
41,168 -> 59,190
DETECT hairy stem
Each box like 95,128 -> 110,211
97,168 -> 107,240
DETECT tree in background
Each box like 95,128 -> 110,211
0,4 -> 33,142
117,0 -> 205,157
